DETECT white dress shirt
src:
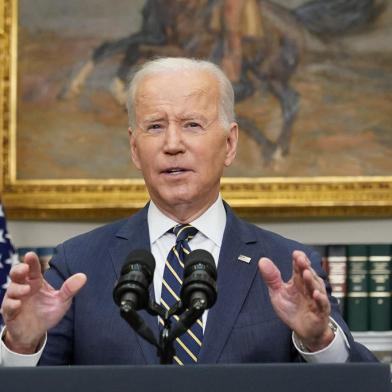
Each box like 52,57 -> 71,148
0,195 -> 348,365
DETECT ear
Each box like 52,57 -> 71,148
224,122 -> 238,167
128,127 -> 141,170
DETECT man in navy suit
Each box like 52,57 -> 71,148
1,57 -> 376,365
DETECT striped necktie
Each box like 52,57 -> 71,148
160,224 -> 203,365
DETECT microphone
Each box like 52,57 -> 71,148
113,249 -> 155,311
181,249 -> 217,311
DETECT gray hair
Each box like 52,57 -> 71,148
126,57 -> 235,131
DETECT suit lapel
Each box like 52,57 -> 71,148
108,204 -> 160,364
199,205 -> 264,363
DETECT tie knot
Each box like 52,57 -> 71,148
172,224 -> 198,243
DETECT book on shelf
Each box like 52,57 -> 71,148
346,244 -> 369,331
368,244 -> 391,331
326,245 -> 347,316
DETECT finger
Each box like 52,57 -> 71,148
1,297 -> 22,321
301,268 -> 318,297
4,283 -> 31,300
292,257 -> 306,294
312,289 -> 331,314
258,258 -> 283,291
293,250 -> 311,271
23,252 -> 42,280
292,251 -> 315,294
302,268 -> 330,316
9,263 -> 30,284
58,273 -> 87,302
302,264 -> 325,293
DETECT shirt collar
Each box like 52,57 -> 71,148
147,195 -> 226,247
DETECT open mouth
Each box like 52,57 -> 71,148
162,167 -> 190,175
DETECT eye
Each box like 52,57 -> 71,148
146,123 -> 163,132
185,122 -> 201,129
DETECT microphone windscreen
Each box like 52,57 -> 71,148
121,249 -> 156,278
184,249 -> 216,279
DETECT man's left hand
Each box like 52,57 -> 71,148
258,250 -> 334,352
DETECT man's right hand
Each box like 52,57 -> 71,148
0,252 -> 86,354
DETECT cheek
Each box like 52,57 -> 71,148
203,144 -> 226,166
197,153 -> 225,182
133,142 -> 158,170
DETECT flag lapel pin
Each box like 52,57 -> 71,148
238,255 -> 251,264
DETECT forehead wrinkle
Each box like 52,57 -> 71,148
181,88 -> 219,116
183,84 -> 219,103
182,86 -> 208,99
135,72 -> 220,121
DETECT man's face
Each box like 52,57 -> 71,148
129,70 -> 238,220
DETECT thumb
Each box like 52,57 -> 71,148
59,273 -> 87,302
258,258 -> 283,291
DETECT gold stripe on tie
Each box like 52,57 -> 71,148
162,279 -> 180,301
173,248 -> 184,268
177,225 -> 193,236
176,337 -> 198,362
185,328 -> 202,346
165,260 -> 183,284
160,298 -> 171,311
174,356 -> 183,365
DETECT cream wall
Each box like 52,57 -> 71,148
8,218 -> 392,248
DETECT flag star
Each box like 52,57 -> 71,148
5,253 -> 19,266
1,276 -> 11,290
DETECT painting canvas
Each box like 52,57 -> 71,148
1,0 -> 392,219
16,0 -> 392,180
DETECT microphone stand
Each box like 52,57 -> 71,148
119,298 -> 205,364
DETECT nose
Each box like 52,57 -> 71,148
163,121 -> 185,155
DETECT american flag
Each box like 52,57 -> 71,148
0,204 -> 19,325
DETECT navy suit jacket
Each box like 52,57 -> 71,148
40,203 -> 376,365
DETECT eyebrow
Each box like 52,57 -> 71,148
142,115 -> 167,124
179,113 -> 208,122
140,112 -> 210,125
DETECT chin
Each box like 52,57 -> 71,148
159,188 -> 196,206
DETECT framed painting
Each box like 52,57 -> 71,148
1,0 -> 392,220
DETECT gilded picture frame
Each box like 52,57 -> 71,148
1,0 -> 392,220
